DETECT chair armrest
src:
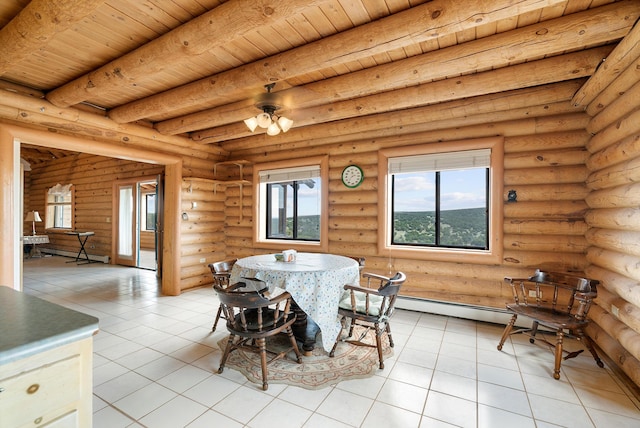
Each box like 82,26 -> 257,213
267,290 -> 292,304
504,277 -> 530,285
362,272 -> 391,282
343,283 -> 384,297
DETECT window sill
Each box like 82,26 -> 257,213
254,238 -> 327,253
381,244 -> 502,265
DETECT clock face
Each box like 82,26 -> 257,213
342,165 -> 363,188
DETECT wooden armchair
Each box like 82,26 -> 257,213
207,259 -> 237,332
216,281 -> 302,391
497,269 -> 604,379
330,272 -> 406,369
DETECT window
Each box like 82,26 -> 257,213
45,183 -> 74,229
379,138 -> 503,263
254,157 -> 328,251
144,193 -> 156,231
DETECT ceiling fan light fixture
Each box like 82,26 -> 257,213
267,122 -> 281,136
243,83 -> 293,136
244,117 -> 258,132
256,112 -> 272,128
278,116 -> 293,132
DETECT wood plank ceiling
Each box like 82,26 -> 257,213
1,0 -> 638,165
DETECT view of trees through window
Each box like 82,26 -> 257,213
267,179 -> 320,241
392,168 -> 489,249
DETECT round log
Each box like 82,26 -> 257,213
502,250 -> 586,271
504,130 -> 590,153
504,147 -> 589,169
586,322 -> 640,388
585,182 -> 640,209
585,265 -> 640,310
586,55 -> 640,118
585,207 -> 640,232
504,219 -> 588,236
502,183 -> 588,201
589,305 -> 640,364
587,108 -> 640,154
504,234 -> 588,253
588,80 -> 640,134
586,247 -> 640,282
504,165 -> 589,185
587,133 -> 640,172
504,201 -> 589,219
586,228 -> 640,257
586,156 -> 640,190
594,287 -> 640,336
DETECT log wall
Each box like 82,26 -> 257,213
217,92 -> 593,310
582,58 -> 640,384
25,154 -> 164,259
179,177 -> 227,289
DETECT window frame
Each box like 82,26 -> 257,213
44,184 -> 75,231
144,193 -> 157,231
253,156 -> 329,252
378,137 -> 504,264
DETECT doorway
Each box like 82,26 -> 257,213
114,176 -> 162,271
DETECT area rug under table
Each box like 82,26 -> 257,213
217,326 -> 393,390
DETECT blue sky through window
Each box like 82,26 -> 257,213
394,168 -> 487,212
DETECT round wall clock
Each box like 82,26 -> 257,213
341,165 -> 364,188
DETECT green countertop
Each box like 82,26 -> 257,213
0,287 -> 99,365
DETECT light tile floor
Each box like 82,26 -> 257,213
22,256 -> 640,428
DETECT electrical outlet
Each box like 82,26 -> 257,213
528,290 -> 540,298
199,258 -> 206,263
611,304 -> 619,318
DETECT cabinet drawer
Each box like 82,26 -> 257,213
43,410 -> 78,427
0,354 -> 80,427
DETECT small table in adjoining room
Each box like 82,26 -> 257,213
65,231 -> 96,264
230,253 -> 360,354
23,235 -> 49,258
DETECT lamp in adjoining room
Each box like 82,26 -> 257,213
244,83 -> 293,136
25,211 -> 42,236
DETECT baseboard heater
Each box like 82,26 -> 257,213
40,248 -> 109,264
396,296 -> 531,328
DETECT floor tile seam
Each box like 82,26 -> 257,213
475,400 -> 534,419
568,372 -> 640,414
97,366 -> 222,420
570,378 -> 638,403
94,403 -> 138,426
359,395 -> 425,428
582,404 -> 640,422
229,392 -> 280,427
107,384 -> 179,424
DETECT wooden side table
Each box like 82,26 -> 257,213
23,235 -> 49,258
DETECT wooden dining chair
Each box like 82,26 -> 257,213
330,271 -> 406,369
497,269 -> 604,380
216,281 -> 302,390
207,259 -> 237,332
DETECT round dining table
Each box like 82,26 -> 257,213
230,252 -> 360,353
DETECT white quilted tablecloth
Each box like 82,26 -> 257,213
230,253 -> 360,352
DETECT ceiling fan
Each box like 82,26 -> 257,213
243,83 -> 293,136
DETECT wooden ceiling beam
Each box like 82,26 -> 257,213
0,0 -> 106,75
45,0 -> 332,108
164,2 -> 636,138
110,0 -> 568,125
192,47 -> 607,143
0,90 -> 227,159
217,80 -> 584,152
572,17 -> 640,109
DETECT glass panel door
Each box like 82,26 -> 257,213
115,184 -> 137,266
